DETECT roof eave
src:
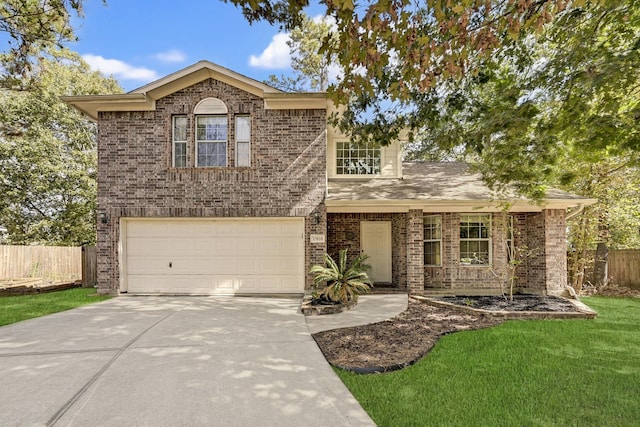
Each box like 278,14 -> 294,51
325,198 -> 598,213
263,92 -> 327,110
61,93 -> 154,121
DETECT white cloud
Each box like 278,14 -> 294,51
249,33 -> 291,69
82,54 -> 159,81
312,14 -> 336,28
154,49 -> 186,63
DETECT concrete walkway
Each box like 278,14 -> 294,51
0,297 -> 378,427
305,294 -> 409,334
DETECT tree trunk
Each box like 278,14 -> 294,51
593,214 -> 610,287
593,242 -> 609,287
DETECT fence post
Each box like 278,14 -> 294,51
82,246 -> 97,288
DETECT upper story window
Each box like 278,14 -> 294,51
460,214 -> 491,265
172,115 -> 187,167
424,215 -> 442,266
235,116 -> 251,167
196,115 -> 227,167
336,141 -> 381,175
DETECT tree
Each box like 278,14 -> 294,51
0,49 -> 122,245
565,157 -> 640,290
227,0 -> 640,193
266,13 -> 337,91
0,0 -> 91,88
389,1 -> 640,288
226,0 -> 565,130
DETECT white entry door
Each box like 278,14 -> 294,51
360,221 -> 392,283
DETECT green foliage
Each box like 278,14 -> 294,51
0,48 -> 122,245
229,0 -> 640,200
0,287 -> 110,327
0,0 -> 91,87
309,249 -> 373,304
337,297 -> 640,427
267,13 -> 337,92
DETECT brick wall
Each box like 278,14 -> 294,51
407,210 -> 424,293
425,212 -> 514,292
326,213 -> 407,289
326,209 -> 567,295
96,78 -> 326,293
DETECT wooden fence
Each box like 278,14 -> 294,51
0,245 -> 83,282
579,249 -> 640,289
606,250 -> 640,289
81,245 -> 97,288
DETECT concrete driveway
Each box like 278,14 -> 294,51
0,297 -> 375,427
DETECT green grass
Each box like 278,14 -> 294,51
336,297 -> 640,427
0,287 -> 111,327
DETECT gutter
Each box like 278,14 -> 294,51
565,203 -> 586,220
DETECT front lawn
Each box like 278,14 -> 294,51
0,287 -> 111,327
337,297 -> 640,427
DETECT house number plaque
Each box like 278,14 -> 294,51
310,234 -> 325,244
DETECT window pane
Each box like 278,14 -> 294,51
459,214 -> 491,265
424,241 -> 441,266
197,116 -> 227,141
174,142 -> 186,167
236,116 -> 250,141
236,141 -> 250,167
336,141 -> 381,175
196,115 -> 227,167
198,142 -> 226,167
173,116 -> 187,141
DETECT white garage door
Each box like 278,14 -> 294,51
122,218 -> 305,294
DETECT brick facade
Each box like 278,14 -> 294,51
523,209 -> 567,295
326,213 -> 408,289
96,78 -> 326,294
90,70 -> 571,296
327,210 -> 569,296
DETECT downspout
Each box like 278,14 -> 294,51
565,204 -> 585,220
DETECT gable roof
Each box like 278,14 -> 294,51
327,162 -> 597,213
63,60 -> 326,120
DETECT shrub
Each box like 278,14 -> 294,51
309,249 -> 373,304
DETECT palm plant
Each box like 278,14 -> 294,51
309,249 -> 373,304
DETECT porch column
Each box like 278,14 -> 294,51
543,209 -> 567,296
407,209 -> 424,294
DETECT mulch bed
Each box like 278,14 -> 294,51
313,299 -> 503,373
312,294 -> 594,373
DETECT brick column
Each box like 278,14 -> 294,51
407,209 -> 424,294
543,209 -> 567,296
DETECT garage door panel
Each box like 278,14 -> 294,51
124,218 -> 305,294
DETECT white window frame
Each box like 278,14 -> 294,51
459,214 -> 492,266
335,140 -> 381,175
423,215 -> 442,266
507,215 -> 515,262
196,115 -> 227,167
235,115 -> 251,167
172,115 -> 187,168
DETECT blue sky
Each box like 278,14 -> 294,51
68,0 -> 324,92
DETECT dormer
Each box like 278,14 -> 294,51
326,103 -> 404,180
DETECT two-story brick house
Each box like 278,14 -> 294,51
65,61 -> 595,296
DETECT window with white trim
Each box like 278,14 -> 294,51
336,141 -> 381,175
424,215 -> 442,266
460,214 -> 491,265
196,115 -> 227,167
235,116 -> 251,167
172,115 -> 187,168
506,215 -> 515,262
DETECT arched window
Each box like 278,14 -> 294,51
194,98 -> 228,167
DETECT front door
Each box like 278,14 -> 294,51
360,221 -> 392,283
